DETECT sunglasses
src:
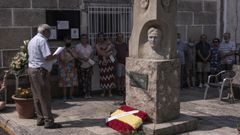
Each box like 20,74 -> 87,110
213,41 -> 219,43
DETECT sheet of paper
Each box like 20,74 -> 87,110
57,21 -> 69,30
49,26 -> 57,40
88,59 -> 95,65
53,47 -> 65,56
71,28 -> 79,39
109,55 -> 115,63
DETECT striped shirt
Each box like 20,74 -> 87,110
219,41 -> 236,64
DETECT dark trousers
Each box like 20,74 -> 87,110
28,67 -> 53,124
221,64 -> 233,70
79,67 -> 92,96
181,64 -> 187,88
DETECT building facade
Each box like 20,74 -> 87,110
1,0 -> 239,67
0,0 -> 239,96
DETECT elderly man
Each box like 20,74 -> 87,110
219,32 -> 236,70
176,33 -> 187,89
28,24 -> 61,129
114,33 -> 128,104
196,34 -> 211,88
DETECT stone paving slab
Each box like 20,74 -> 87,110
142,114 -> 197,135
0,88 -> 239,135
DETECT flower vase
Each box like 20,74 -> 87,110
12,95 -> 35,119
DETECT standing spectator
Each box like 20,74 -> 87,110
176,33 -> 187,89
210,38 -> 221,74
58,36 -> 78,101
96,33 -> 116,97
0,78 -> 6,111
185,38 -> 196,88
114,33 -> 128,95
219,32 -> 236,70
28,24 -> 62,129
75,34 -> 94,98
196,34 -> 211,88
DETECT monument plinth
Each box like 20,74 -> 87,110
126,0 -> 197,134
126,58 -> 180,123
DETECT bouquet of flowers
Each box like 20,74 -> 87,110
9,40 -> 29,76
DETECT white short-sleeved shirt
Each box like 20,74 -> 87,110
219,41 -> 236,64
28,33 -> 52,72
75,43 -> 93,68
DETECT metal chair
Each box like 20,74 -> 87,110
204,70 -> 236,101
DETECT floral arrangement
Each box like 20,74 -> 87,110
9,40 -> 29,76
15,87 -> 32,99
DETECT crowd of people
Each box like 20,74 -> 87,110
177,32 -> 237,89
23,24 -> 128,129
58,32 -> 128,100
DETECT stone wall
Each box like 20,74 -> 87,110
0,0 -> 220,50
176,0 -> 219,42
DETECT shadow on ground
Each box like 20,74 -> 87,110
180,87 -> 232,102
193,115 -> 240,131
59,118 -> 106,128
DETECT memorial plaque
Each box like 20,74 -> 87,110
129,72 -> 148,90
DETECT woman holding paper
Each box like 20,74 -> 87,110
75,34 -> 94,98
58,36 -> 78,101
96,33 -> 116,97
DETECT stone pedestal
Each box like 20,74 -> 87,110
142,114 -> 198,135
126,57 -> 180,123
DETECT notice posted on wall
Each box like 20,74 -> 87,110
71,28 -> 79,39
49,26 -> 57,40
57,21 -> 69,30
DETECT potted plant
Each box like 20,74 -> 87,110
8,40 -> 35,119
11,87 -> 34,119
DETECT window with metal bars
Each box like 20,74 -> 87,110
87,4 -> 133,45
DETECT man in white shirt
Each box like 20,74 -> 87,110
28,24 -> 61,129
219,32 -> 236,70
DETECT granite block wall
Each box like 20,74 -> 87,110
176,0 -> 218,42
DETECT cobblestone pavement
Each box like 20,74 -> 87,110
0,87 -> 239,135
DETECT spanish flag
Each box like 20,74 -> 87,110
106,105 -> 148,134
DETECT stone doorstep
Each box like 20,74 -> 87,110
142,114 -> 198,135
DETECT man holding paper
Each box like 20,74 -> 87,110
28,24 -> 62,129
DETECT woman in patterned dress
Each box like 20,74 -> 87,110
58,36 -> 78,101
96,33 -> 116,97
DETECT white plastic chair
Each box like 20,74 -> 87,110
204,70 -> 236,101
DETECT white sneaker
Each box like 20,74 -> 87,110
198,83 -> 203,88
